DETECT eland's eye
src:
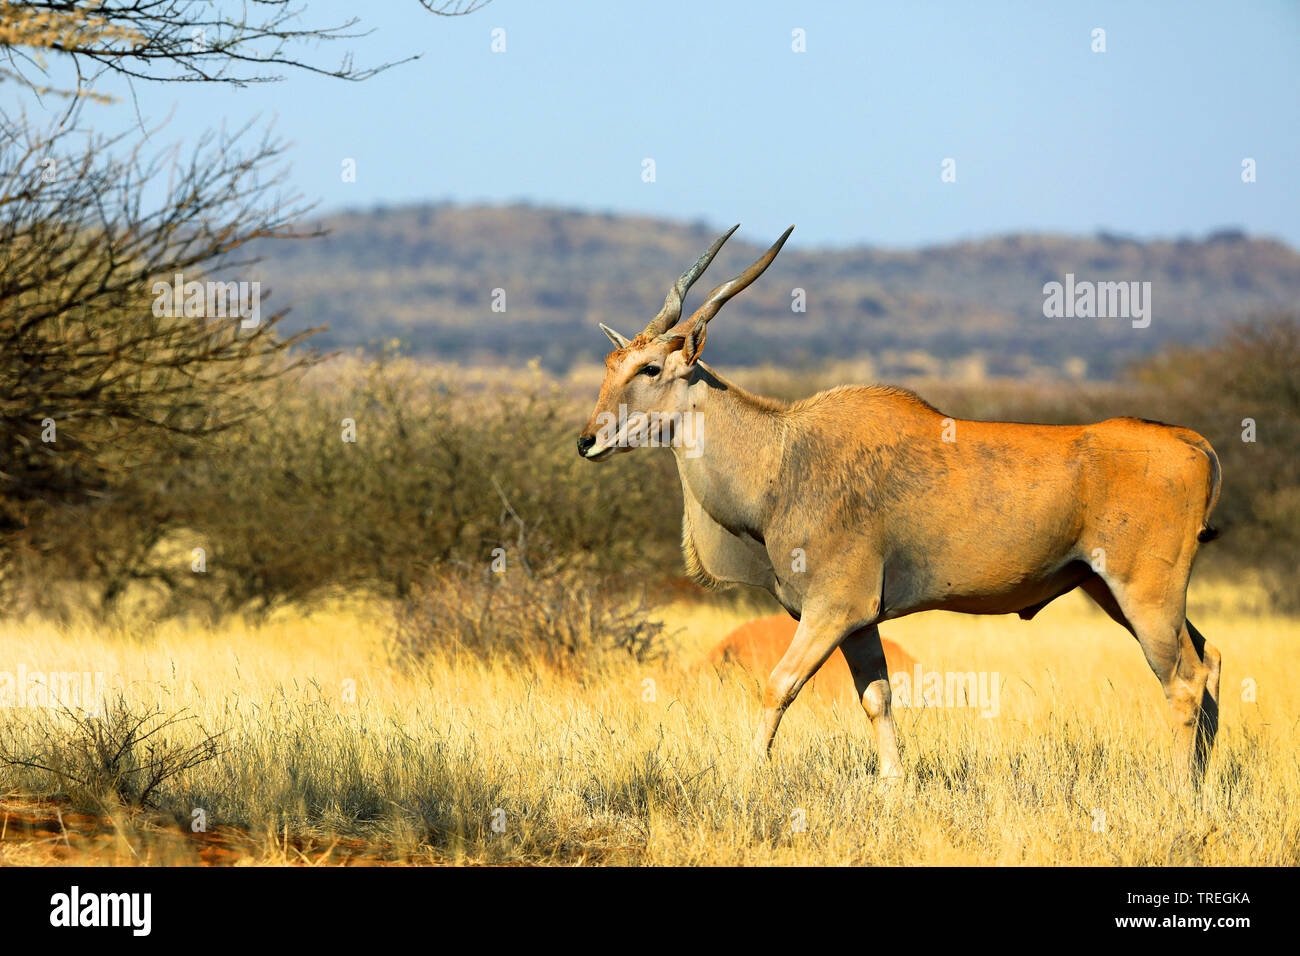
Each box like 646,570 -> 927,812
640,364 -> 661,377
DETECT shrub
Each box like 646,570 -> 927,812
392,563 -> 668,673
0,694 -> 224,811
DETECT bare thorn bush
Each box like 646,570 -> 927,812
0,693 -> 225,811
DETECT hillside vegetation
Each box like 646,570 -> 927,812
245,204 -> 1300,378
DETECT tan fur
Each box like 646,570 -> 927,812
681,511 -> 727,591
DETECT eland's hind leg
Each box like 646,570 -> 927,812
1099,572 -> 1219,787
1185,619 -> 1221,704
1184,618 -> 1221,770
1147,618 -> 1219,786
841,624 -> 903,779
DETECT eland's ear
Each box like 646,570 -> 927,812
680,318 -> 707,366
599,323 -> 631,349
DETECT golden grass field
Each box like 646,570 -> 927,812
1,580 -> 1297,866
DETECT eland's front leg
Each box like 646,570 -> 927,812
752,611 -> 857,759
840,624 -> 903,778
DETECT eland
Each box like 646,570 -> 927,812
577,225 -> 1223,786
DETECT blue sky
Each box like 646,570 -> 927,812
24,0 -> 1300,249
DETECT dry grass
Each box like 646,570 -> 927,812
1,582 -> 1296,865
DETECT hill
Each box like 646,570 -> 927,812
243,204 -> 1300,379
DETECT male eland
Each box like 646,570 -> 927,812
577,225 -> 1223,787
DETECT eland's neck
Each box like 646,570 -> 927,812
671,364 -> 787,539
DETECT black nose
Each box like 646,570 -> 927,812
576,434 -> 596,457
